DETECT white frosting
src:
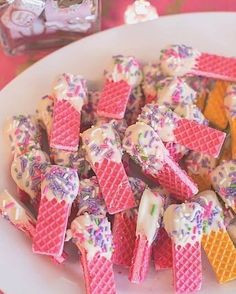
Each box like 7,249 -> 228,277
77,177 -> 106,217
136,189 -> 164,244
111,55 -> 143,87
70,213 -> 113,261
123,122 -> 169,175
197,190 -> 225,234
53,73 -> 87,111
164,203 -> 203,246
174,104 -> 207,124
95,118 -> 127,140
41,165 -> 79,203
0,190 -> 35,227
81,124 -> 122,165
156,77 -> 196,109
210,160 -> 236,211
81,91 -> 100,129
142,62 -> 164,98
185,151 -> 217,176
50,147 -> 90,174
11,149 -> 49,200
152,186 -> 177,210
138,104 -> 179,142
224,83 -> 236,118
5,115 -> 41,156
160,45 -> 200,77
36,95 -> 54,135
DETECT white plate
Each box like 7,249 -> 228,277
1,12 -> 236,294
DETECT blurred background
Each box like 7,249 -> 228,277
0,0 -> 236,89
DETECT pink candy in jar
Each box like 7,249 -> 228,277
0,0 -> 101,54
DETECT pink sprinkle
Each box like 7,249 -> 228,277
4,202 -> 15,210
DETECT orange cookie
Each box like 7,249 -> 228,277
204,80 -> 228,130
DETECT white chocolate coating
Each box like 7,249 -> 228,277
53,73 -> 87,111
36,95 -> 54,135
110,55 -> 143,87
11,149 -> 49,200
82,124 -> 122,165
0,190 -> 35,232
123,122 -> 168,175
156,77 -> 196,109
69,213 -> 113,261
6,115 -> 41,157
164,202 -> 203,246
196,190 -> 225,234
136,189 -> 164,244
211,160 -> 236,211
138,104 -> 179,142
174,104 -> 207,125
160,44 -> 200,77
185,151 -> 217,177
41,165 -> 79,203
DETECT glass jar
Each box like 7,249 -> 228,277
0,0 -> 101,55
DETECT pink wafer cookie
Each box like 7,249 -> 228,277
69,213 -> 116,294
153,227 -> 172,271
112,211 -> 137,267
81,250 -> 116,294
123,123 -> 198,200
164,142 -> 188,162
129,188 -> 164,283
0,190 -> 66,264
82,124 -> 135,214
97,80 -> 132,119
50,73 -> 87,151
129,235 -> 152,283
174,119 -> 226,158
50,100 -> 81,151
172,242 -> 202,293
195,53 -> 236,81
139,104 -> 226,158
160,44 -> 236,82
164,203 -> 204,293
112,177 -> 146,267
97,55 -> 142,119
94,159 -> 135,214
33,165 -> 79,256
156,156 -> 199,200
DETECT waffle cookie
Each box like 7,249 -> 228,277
160,44 -> 236,81
33,165 -> 79,256
164,203 -> 204,293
